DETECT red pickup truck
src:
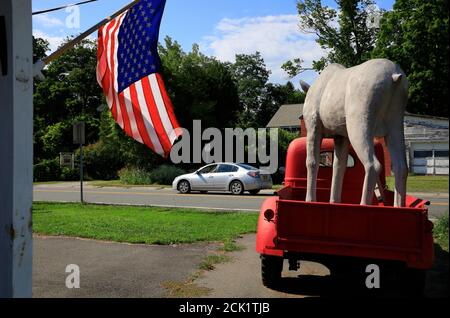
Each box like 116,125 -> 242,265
256,137 -> 434,295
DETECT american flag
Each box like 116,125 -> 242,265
97,0 -> 181,158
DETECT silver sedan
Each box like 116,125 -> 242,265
172,163 -> 273,195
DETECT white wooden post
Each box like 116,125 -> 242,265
0,0 -> 33,298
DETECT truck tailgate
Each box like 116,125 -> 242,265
275,199 -> 434,268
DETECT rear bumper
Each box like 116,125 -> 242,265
244,179 -> 273,191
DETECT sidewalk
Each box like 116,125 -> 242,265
33,235 -> 218,298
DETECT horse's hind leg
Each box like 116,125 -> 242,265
347,123 -> 382,205
330,136 -> 349,203
305,122 -> 323,202
385,130 -> 408,207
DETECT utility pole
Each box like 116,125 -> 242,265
73,122 -> 86,204
0,0 -> 33,298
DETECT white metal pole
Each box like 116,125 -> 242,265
0,0 -> 33,297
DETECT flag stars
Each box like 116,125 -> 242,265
116,0 -> 161,91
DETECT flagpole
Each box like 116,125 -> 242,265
42,0 -> 140,65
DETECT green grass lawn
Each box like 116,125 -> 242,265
33,202 -> 258,245
386,175 -> 449,193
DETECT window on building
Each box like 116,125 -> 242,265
414,150 -> 433,158
435,150 -> 449,158
414,150 -> 449,158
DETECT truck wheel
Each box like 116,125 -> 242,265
261,255 -> 283,288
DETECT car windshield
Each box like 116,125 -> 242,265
237,163 -> 258,171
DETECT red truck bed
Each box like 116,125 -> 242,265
256,138 -> 435,270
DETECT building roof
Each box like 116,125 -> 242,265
266,104 -> 304,128
404,112 -> 449,122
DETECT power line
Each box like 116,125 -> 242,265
32,0 -> 99,15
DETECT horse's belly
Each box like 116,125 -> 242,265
319,96 -> 347,136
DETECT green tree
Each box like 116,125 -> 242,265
33,38 -> 103,161
283,0 -> 380,76
159,37 -> 241,131
33,36 -> 49,63
372,0 -> 449,118
229,52 -> 271,128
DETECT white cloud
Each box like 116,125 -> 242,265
201,15 -> 325,85
33,30 -> 65,54
33,14 -> 65,28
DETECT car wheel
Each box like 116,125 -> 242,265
261,255 -> 283,288
230,180 -> 244,195
177,180 -> 191,194
249,190 -> 260,195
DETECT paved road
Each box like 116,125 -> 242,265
33,235 -> 218,298
33,182 -> 448,218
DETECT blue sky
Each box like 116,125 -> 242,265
33,0 -> 394,85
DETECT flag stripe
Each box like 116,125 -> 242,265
154,73 -> 182,142
129,84 -> 157,152
105,18 -> 118,122
134,80 -> 166,156
118,92 -> 132,137
110,13 -> 126,128
149,74 -> 178,145
140,76 -> 171,154
122,88 -> 143,143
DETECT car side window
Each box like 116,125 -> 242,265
199,164 -> 217,174
218,164 -> 238,173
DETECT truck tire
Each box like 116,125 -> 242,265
261,255 -> 283,288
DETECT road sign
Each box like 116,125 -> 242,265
73,121 -> 85,145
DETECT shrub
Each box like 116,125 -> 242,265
81,141 -> 124,180
150,165 -> 186,185
33,158 -> 61,182
118,167 -> 153,185
60,167 -> 79,181
434,214 -> 449,251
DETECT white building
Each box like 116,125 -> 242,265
404,113 -> 449,175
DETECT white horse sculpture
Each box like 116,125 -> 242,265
301,58 -> 408,207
